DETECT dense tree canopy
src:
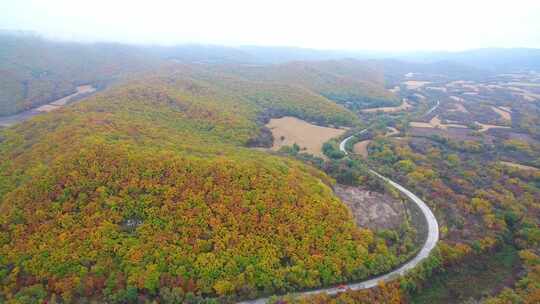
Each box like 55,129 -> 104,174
0,71 -> 400,303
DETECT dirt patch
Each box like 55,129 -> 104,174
353,140 -> 371,158
334,184 -> 405,230
491,106 -> 511,121
266,116 -> 346,157
500,161 -> 539,172
361,99 -> 412,113
404,81 -> 431,90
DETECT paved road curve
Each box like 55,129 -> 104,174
239,131 -> 439,304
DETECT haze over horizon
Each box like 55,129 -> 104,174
2,0 -> 540,52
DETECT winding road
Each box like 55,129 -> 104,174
424,99 -> 440,116
239,131 -> 439,304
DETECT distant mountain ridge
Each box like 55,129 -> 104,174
396,48 -> 540,72
2,30 -> 540,117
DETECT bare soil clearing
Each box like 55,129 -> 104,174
266,116 -> 346,157
334,185 -> 405,230
353,140 -> 371,158
361,99 -> 412,113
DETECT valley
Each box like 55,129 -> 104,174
0,84 -> 96,127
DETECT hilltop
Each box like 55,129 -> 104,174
0,68 -> 409,302
0,33 -> 397,117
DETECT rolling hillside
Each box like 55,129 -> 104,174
0,32 -> 163,116
211,59 -> 398,110
0,32 -> 398,118
0,69 -> 408,303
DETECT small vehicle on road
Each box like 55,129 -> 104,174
337,284 -> 348,290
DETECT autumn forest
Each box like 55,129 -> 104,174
0,31 -> 539,304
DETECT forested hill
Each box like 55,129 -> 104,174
0,66 -> 410,302
0,32 -> 398,117
0,32 -> 164,116
2,31 -> 539,118
209,59 -> 399,109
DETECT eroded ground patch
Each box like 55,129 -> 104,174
334,184 -> 406,230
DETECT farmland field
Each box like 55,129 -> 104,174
266,116 -> 347,157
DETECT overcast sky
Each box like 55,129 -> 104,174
2,0 -> 540,51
